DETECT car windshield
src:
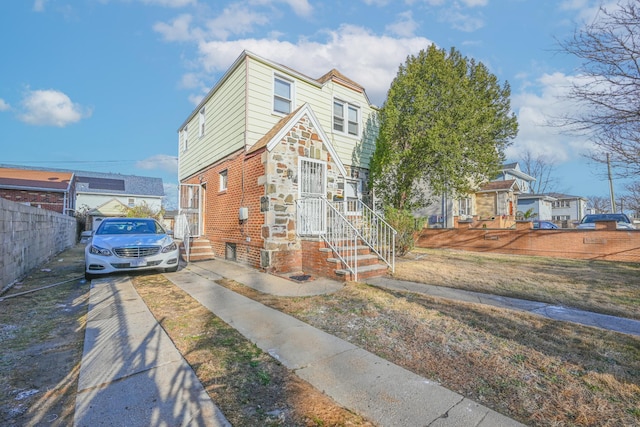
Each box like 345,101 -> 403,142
96,219 -> 163,235
581,214 -> 630,224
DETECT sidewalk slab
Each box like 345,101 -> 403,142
75,276 -> 230,427
368,277 -> 640,336
166,269 -> 524,427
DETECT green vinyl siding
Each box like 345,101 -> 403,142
178,59 -> 247,180
244,55 -> 377,170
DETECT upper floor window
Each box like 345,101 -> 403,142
553,200 -> 570,208
181,125 -> 188,152
219,169 -> 228,192
199,107 -> 205,137
333,99 -> 360,136
273,75 -> 292,114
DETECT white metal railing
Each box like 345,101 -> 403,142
296,197 -> 397,280
335,199 -> 396,273
175,213 -> 192,263
297,197 -> 360,281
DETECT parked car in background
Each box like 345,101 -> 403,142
576,213 -> 635,230
532,220 -> 558,229
85,217 -> 180,280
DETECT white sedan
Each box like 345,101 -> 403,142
85,217 -> 180,280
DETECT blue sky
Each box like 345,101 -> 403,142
0,0 -> 623,209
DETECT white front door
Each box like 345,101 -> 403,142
298,158 -> 326,235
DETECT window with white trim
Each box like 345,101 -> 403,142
219,169 -> 228,191
199,107 -> 205,137
128,198 -> 135,207
181,125 -> 188,152
459,197 -> 472,217
273,75 -> 292,114
333,99 -> 360,136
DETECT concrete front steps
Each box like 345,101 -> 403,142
323,244 -> 389,282
179,237 -> 215,261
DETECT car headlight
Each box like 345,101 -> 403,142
162,242 -> 178,253
89,245 -> 112,256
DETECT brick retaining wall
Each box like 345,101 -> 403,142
1,198 -> 77,288
417,222 -> 640,263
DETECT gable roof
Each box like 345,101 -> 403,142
478,179 -> 521,193
0,167 -> 74,192
248,103 -> 348,177
87,197 -> 129,216
499,162 -> 536,182
0,164 -> 164,197
75,170 -> 164,197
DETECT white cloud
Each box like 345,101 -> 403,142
33,0 -> 48,12
136,154 -> 179,174
0,99 -> 10,111
18,89 -> 91,127
440,8 -> 484,32
507,72 -> 594,164
205,4 -> 270,40
194,25 -> 433,106
461,0 -> 488,6
249,0 -> 313,17
140,0 -> 196,7
386,11 -> 418,37
153,14 -> 197,42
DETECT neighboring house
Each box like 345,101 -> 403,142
476,179 -> 520,218
75,171 -> 164,216
517,193 -> 556,220
0,167 -> 76,215
177,50 -> 390,280
496,162 -> 535,195
86,198 -> 130,230
0,165 -> 165,228
548,193 -> 588,225
424,162 -> 533,228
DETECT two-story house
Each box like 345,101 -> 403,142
177,50 -> 392,280
548,193 -> 588,225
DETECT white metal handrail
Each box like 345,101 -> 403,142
297,197 -> 360,281
296,197 -> 397,280
175,213 -> 192,263
334,199 -> 396,273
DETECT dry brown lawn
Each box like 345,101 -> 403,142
2,245 -> 639,426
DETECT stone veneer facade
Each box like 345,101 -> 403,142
258,113 -> 345,273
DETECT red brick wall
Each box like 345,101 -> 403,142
0,189 -> 66,214
184,149 -> 265,269
417,226 -> 640,263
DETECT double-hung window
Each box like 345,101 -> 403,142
333,99 -> 360,136
181,125 -> 188,152
273,75 -> 292,114
459,197 -> 472,217
219,169 -> 228,192
199,107 -> 205,137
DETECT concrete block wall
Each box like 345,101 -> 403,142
1,198 -> 77,288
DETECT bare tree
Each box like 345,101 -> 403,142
557,1 -> 640,177
520,150 -> 558,194
621,181 -> 640,217
587,195 -> 611,213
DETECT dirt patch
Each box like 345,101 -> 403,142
0,244 -> 89,427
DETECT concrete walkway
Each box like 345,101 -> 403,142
75,257 -> 640,426
74,276 -> 230,427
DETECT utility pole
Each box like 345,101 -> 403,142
607,153 -> 616,213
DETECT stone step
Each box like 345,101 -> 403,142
335,263 -> 388,281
